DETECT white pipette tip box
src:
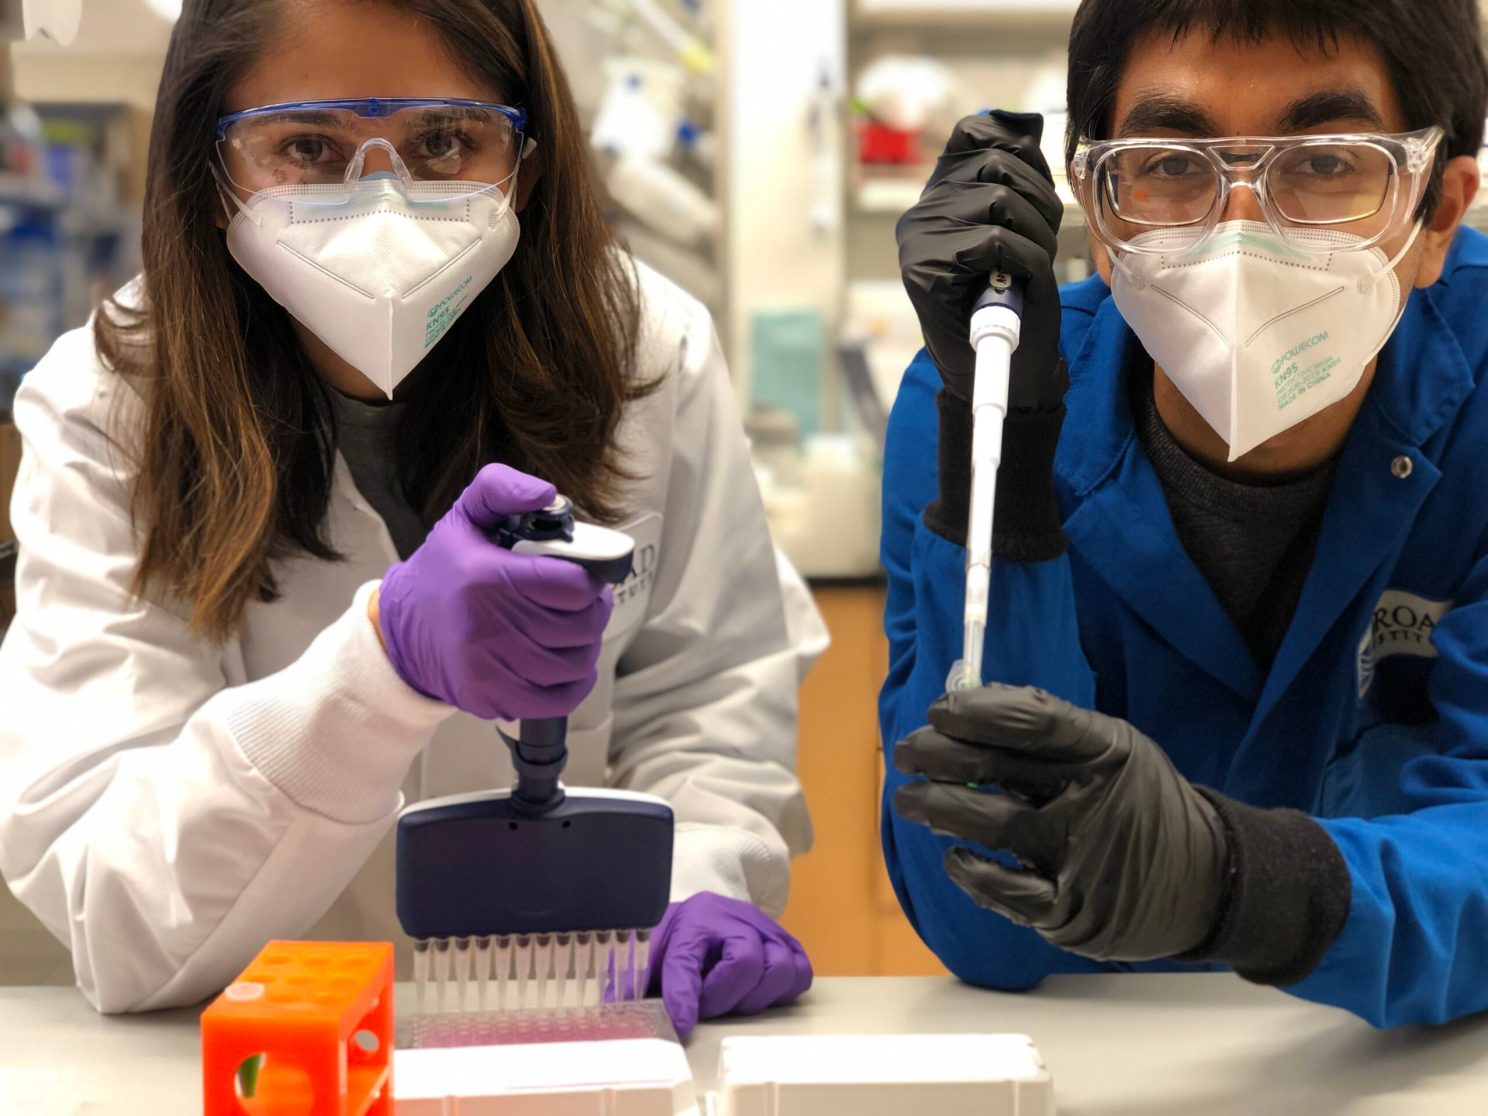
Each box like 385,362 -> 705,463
394,1036 -> 699,1115
711,1033 -> 1054,1116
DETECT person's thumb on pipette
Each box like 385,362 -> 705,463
456,463 -> 557,527
374,462 -> 611,721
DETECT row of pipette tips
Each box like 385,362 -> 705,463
412,928 -> 652,1017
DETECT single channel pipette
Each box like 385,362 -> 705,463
947,273 -> 1024,694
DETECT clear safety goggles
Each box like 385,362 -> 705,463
215,97 -> 533,203
1071,126 -> 1444,255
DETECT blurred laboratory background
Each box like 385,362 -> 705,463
8,0 -> 1488,981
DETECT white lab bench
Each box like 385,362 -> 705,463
4,974 -> 1488,1113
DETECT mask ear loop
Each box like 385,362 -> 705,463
1359,218 -> 1425,294
489,135 -> 538,204
1077,164 -> 1149,291
1089,193 -> 1152,291
459,134 -> 538,212
1354,218 -> 1426,361
212,167 -> 261,228
1109,240 -> 1148,290
213,132 -> 264,228
1352,149 -> 1431,293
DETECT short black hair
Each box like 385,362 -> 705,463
1065,0 -> 1487,214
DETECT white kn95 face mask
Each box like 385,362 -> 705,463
1111,219 -> 1421,460
223,143 -> 521,398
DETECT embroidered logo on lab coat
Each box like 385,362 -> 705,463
1357,589 -> 1452,699
608,511 -> 662,639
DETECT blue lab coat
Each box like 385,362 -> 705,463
879,227 -> 1488,1028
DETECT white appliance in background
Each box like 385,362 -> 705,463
591,55 -> 689,163
1022,55 -> 1070,185
845,279 -> 927,421
538,3 -> 725,317
855,53 -> 959,134
16,0 -> 81,42
606,152 -> 719,248
755,432 -> 882,580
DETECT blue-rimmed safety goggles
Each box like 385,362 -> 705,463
216,97 -> 531,201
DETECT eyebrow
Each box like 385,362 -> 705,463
1277,88 -> 1386,131
1117,87 -> 1387,139
405,107 -> 495,127
1118,95 -> 1221,137
242,107 -> 499,131
247,110 -> 342,127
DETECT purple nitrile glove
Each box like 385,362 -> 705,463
376,463 -> 613,721
648,892 -> 814,1039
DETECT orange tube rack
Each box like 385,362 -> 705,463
201,940 -> 394,1115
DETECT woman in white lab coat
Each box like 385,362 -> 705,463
0,0 -> 823,1030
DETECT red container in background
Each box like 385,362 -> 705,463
857,119 -> 920,165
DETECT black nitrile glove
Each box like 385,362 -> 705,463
898,113 -> 1071,560
898,111 -> 1067,411
893,685 -> 1352,984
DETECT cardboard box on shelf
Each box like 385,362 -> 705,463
1,413 -> 18,544
1,414 -> 18,630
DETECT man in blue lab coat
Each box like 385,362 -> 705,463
881,0 -> 1488,1027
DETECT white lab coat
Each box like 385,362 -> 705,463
0,262 -> 826,1013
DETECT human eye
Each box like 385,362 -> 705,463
1295,151 -> 1359,179
273,132 -> 344,168
416,127 -> 473,162
1275,139 -> 1379,184
1140,151 -> 1207,180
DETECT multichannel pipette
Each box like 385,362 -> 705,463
396,497 -> 674,1016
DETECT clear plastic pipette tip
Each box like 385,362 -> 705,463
948,639 -> 983,693
475,936 -> 492,1012
412,926 -> 656,1016
413,938 -> 430,1016
433,939 -> 452,1014
596,930 -> 615,1005
453,937 -> 472,1012
495,935 -> 512,1011
633,929 -> 651,1003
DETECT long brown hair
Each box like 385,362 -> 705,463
96,0 -> 648,639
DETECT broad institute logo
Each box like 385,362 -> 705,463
1357,589 -> 1452,699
